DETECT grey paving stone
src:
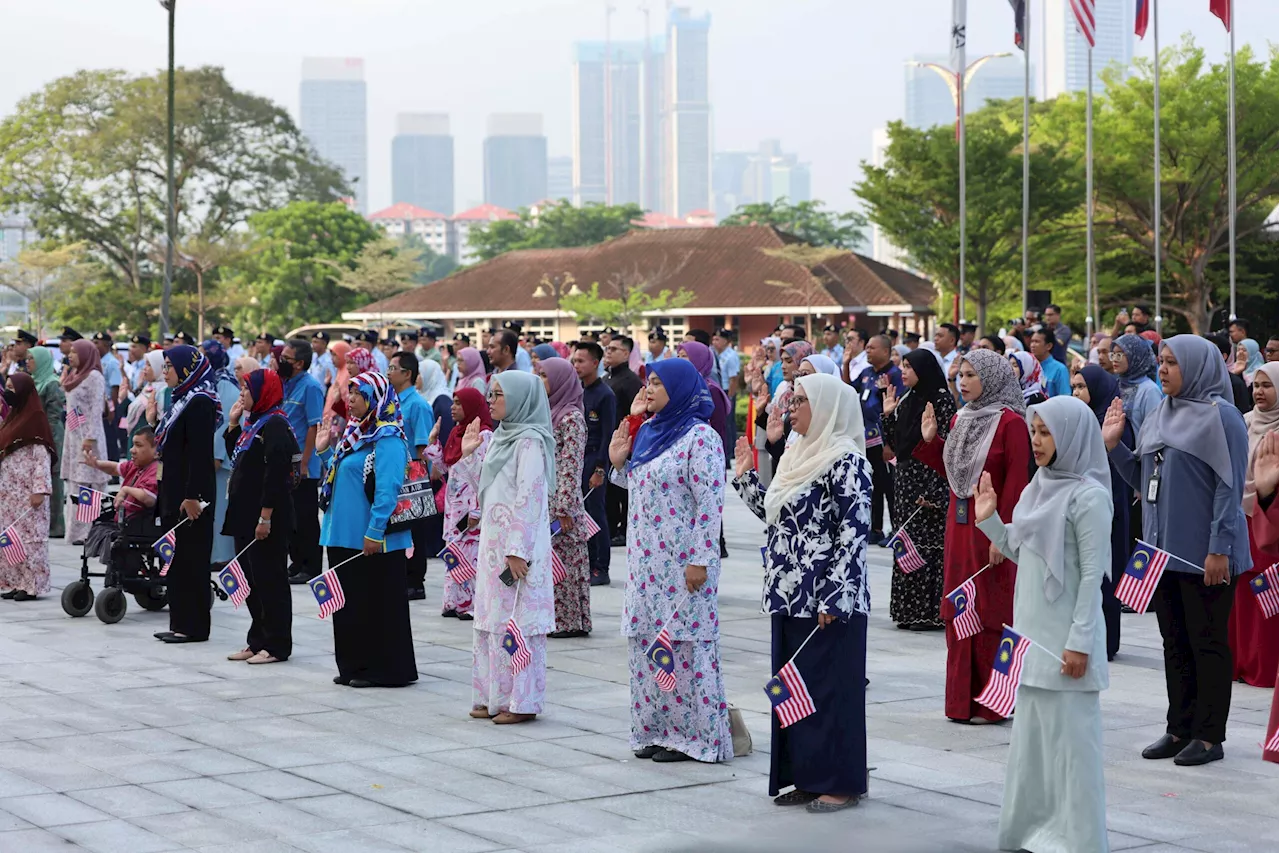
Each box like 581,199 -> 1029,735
0,806 -> 33,831
0,791 -> 114,826
0,827 -> 100,852
51,818 -> 184,853
215,769 -> 342,800
289,792 -> 420,826
68,785 -> 192,819
142,777 -> 267,809
362,818 -> 507,853
359,786 -> 491,820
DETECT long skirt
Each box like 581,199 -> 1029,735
627,635 -> 732,763
236,530 -> 292,660
769,613 -> 867,798
947,623 -> 1008,722
166,511 -> 213,641
441,533 -> 477,616
211,467 -> 235,564
327,547 -> 417,686
998,687 -> 1107,853
889,556 -> 944,628
1228,538 -> 1278,688
472,629 -> 547,715
552,536 -> 591,633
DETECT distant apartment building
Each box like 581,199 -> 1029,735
1044,0 -> 1132,98
300,57 -> 368,212
483,114 -> 548,212
547,155 -> 574,202
391,113 -> 454,216
452,203 -> 519,266
869,127 -> 911,271
572,40 -> 646,207
369,203 -> 451,258
711,140 -> 811,221
904,53 -> 1031,132
664,7 -> 712,218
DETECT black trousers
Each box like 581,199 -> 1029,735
584,479 -> 609,571
327,546 -> 418,686
1152,571 -> 1236,744
289,479 -> 321,578
607,482 -> 628,540
866,444 -> 894,537
235,530 -> 292,660
406,517 -> 434,589
103,413 -> 120,462
166,511 -> 213,640
1100,571 -> 1122,660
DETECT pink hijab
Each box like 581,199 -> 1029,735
61,339 -> 103,393
458,347 -> 486,384
550,341 -> 571,359
539,357 -> 584,426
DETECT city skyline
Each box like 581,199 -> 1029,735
1,0 -> 1273,216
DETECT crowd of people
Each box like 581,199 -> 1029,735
0,306 -> 1273,847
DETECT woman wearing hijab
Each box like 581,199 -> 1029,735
460,370 -> 555,723
537,357 -> 591,638
799,354 -> 839,377
1008,352 -> 1047,406
761,337 -> 784,395
127,351 -> 166,443
882,349 -> 956,630
0,374 -> 55,600
1247,431 -> 1280,763
154,345 -> 221,644
916,348 -> 1033,722
733,373 -> 872,811
415,358 -> 454,577
677,340 -> 732,455
204,340 -> 242,567
426,387 -> 493,619
1233,339 -> 1266,386
27,347 -> 65,539
531,343 -> 558,368
1229,361 -> 1278,687
1072,365 -> 1133,661
319,370 -> 416,688
754,341 -> 815,471
60,339 -> 109,544
222,369 -> 297,665
322,340 -> 352,438
974,395 -> 1112,853
1103,335 -> 1251,765
607,358 -> 730,763
456,346 -> 488,395
1110,334 -> 1163,436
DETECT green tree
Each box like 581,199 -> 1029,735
758,244 -> 851,339
855,107 -> 1082,330
0,242 -> 95,332
401,234 -> 459,284
467,200 -> 644,262
322,237 -> 422,303
722,198 -> 867,250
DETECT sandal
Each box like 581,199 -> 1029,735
806,796 -> 859,814
773,789 -> 820,806
492,712 -> 536,725
227,648 -> 255,661
469,707 -> 494,719
246,651 -> 282,665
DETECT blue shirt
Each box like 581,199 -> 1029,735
210,378 -> 240,466
515,347 -> 533,372
822,344 -> 844,365
644,347 -> 672,364
101,354 -> 122,396
581,378 -> 617,478
397,386 -> 434,450
283,372 -> 325,479
766,361 -> 784,395
1038,355 -> 1071,398
372,348 -> 389,375
716,347 -> 741,394
309,351 -> 335,387
320,437 -> 413,551
853,363 -> 904,446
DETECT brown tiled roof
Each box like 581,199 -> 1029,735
352,225 -> 936,316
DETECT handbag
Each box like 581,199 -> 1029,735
728,704 -> 752,757
362,452 -> 439,534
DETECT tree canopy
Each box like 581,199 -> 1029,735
466,201 -> 644,262
721,199 -> 867,250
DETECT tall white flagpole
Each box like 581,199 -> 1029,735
1152,0 -> 1162,334
953,0 -> 967,324
1021,0 -> 1031,314
1226,2 -> 1237,320
1085,45 -> 1095,342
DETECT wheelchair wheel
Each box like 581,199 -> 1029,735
133,588 -> 168,612
61,580 -> 94,618
94,587 -> 127,624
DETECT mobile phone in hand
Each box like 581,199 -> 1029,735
499,566 -> 515,586
455,515 -> 470,534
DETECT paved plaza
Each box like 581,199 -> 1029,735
0,498 -> 1273,853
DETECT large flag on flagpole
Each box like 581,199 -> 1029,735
1209,0 -> 1230,30
1008,0 -> 1026,49
1134,0 -> 1150,38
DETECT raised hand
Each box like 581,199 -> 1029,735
428,420 -> 440,445
974,471 -> 998,523
1254,430 -> 1279,499
609,419 -> 632,471
882,382 -> 898,415
920,402 -> 938,443
733,436 -> 754,478
766,403 -> 784,444
460,420 -> 482,458
1101,398 -> 1126,451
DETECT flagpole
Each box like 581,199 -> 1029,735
1085,45 -> 1095,343
1,505 -> 37,533
958,74 -> 967,324
228,538 -> 256,565
1226,2 -> 1237,320
1002,623 -> 1067,665
1152,0 -> 1162,335
326,551 -> 364,573
1021,0 -> 1031,315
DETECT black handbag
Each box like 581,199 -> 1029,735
362,451 -> 438,534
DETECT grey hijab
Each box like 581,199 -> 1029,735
1135,335 -> 1235,487
942,349 -> 1026,498
478,371 -> 557,501
1113,333 -> 1158,403
1005,396 -> 1113,603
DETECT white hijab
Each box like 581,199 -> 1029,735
763,373 -> 866,525
1003,396 -> 1112,603
418,358 -> 450,404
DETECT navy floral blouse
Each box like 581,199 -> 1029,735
733,451 -> 873,619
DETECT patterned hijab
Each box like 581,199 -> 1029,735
61,340 -> 102,393
479,370 -> 557,501
942,348 -> 1025,498
1113,333 -> 1158,404
154,345 -> 223,455
1008,351 -> 1045,401
321,371 -> 406,506
774,341 -> 815,412
629,358 -> 713,472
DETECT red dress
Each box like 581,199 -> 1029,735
1228,504 -> 1279,688
916,407 -> 1032,722
1245,498 -> 1280,762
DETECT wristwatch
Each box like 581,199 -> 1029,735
257,516 -> 272,526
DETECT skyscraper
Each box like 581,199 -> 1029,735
1044,0 -> 1132,98
483,114 -> 548,211
712,141 -> 811,220
572,41 -> 645,206
547,155 -> 574,202
904,53 -> 1033,131
870,127 -> 910,270
664,7 -> 712,217
300,58 -> 368,212
391,113 -> 454,215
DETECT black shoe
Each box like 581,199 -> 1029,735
11,591 -> 37,601
154,631 -> 175,640
634,745 -> 662,759
333,675 -> 350,685
1173,740 -> 1224,766
288,571 -> 312,585
0,590 -> 17,599
161,634 -> 206,644
456,613 -> 473,621
610,535 -> 626,547
442,609 -> 458,618
868,533 -> 888,547
651,748 -> 693,763
407,588 -> 426,601
1142,733 -> 1185,760
589,570 -> 610,587
548,629 -> 589,639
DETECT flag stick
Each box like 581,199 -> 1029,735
781,588 -> 845,669
1135,540 -> 1204,572
1020,0 -> 1030,315
1226,2 -> 1237,320
507,576 -> 523,624
229,538 -> 256,564
1152,0 -> 1163,334
1,505 -> 37,533
151,500 -> 210,548
326,551 -> 364,574
885,505 -> 925,545
1002,623 -> 1066,665
1085,44 -> 1095,342
944,562 -> 993,599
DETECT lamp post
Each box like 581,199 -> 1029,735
533,272 -> 583,340
159,0 -> 176,338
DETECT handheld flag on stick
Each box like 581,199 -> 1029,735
580,512 -> 601,539
502,619 -> 532,674
551,549 -> 567,585
154,529 -> 177,576
890,529 -> 927,574
218,560 -> 251,608
864,424 -> 883,449
75,486 -> 103,524
946,577 -> 983,640
765,661 -> 817,728
646,627 -> 677,692
1114,541 -> 1171,614
439,542 -> 476,584
66,407 -> 89,432
310,569 -> 345,619
1249,563 -> 1278,620
0,526 -> 26,567
976,626 -> 1031,717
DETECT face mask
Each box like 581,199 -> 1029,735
2,390 -> 15,408
276,361 -> 295,381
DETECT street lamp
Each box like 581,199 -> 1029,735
159,0 -> 176,338
533,272 -> 583,339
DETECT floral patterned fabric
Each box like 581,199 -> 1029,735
628,635 -> 732,763
426,430 -> 492,615
0,445 -> 52,594
473,630 -> 547,715
734,451 -> 873,619
61,371 -> 108,543
551,411 -> 591,633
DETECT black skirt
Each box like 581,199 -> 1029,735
769,613 -> 868,798
327,547 -> 418,686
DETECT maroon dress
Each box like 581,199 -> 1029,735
1228,502 -> 1279,688
915,407 -> 1032,722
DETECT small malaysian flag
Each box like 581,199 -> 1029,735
502,618 -> 532,674
1249,563 -> 1279,620
864,424 -> 883,449
66,407 -> 89,432
890,529 -> 927,573
438,543 -> 476,584
976,626 -> 1030,718
309,569 -> 345,619
764,660 -> 817,728
645,627 -> 677,691
946,577 -> 983,640
581,512 -> 601,539
75,486 -> 102,523
0,526 -> 26,566
217,560 -> 251,608
551,549 -> 567,585
1114,541 -> 1170,614
1266,726 -> 1279,755
154,529 -> 176,576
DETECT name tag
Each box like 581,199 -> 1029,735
861,387 -> 870,402
1146,475 -> 1160,503
955,497 -> 969,525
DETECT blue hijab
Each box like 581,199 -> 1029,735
1079,364 -> 1121,425
532,343 -> 558,361
201,339 -> 236,388
154,344 -> 223,455
629,359 -> 713,471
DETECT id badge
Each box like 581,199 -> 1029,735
1146,474 -> 1160,503
955,497 -> 970,525
861,387 -> 871,402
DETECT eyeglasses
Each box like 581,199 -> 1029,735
787,395 -> 809,411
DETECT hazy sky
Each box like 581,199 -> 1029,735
3,0 -> 1274,214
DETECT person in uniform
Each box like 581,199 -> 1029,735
572,343 -> 616,587
644,328 -> 671,364
821,323 -> 844,365
502,321 -> 534,372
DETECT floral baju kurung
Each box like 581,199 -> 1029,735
0,445 -> 52,594
61,370 -> 108,543
38,382 -> 66,539
618,422 -> 731,763
551,410 -> 591,633
426,431 -> 490,615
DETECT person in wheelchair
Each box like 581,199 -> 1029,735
82,428 -> 159,562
